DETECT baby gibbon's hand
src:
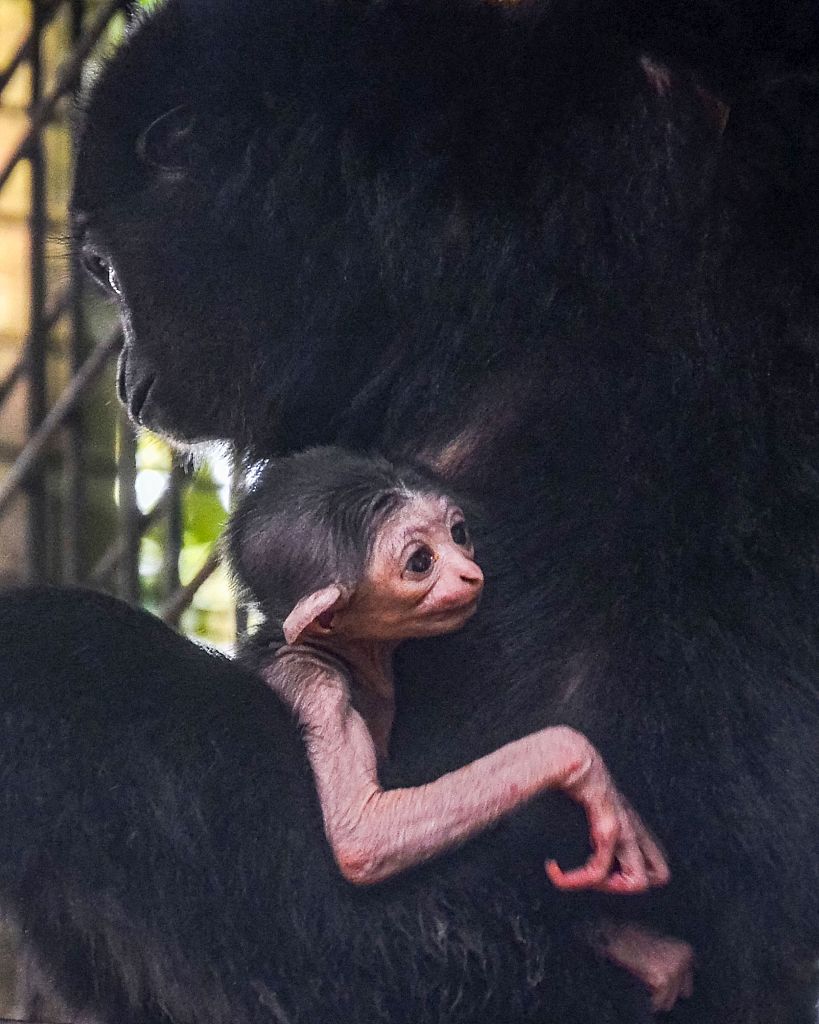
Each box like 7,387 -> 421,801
596,923 -> 695,1012
544,733 -> 670,894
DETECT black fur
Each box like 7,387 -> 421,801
1,0 -> 818,1021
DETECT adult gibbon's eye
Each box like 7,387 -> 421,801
405,546 -> 434,575
451,520 -> 469,546
81,248 -> 121,296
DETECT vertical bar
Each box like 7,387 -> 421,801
63,0 -> 87,583
117,412 -> 140,604
25,0 -> 48,582
163,462 -> 184,599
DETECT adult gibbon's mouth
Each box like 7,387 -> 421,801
116,346 -> 156,424
128,372 -> 156,424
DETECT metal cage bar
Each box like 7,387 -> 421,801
0,0 -> 232,626
25,0 -> 48,581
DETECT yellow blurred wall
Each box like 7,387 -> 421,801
0,1 -> 122,586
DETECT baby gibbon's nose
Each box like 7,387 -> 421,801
458,556 -> 484,589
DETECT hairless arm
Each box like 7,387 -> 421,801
264,656 -> 693,1010
264,658 -> 668,892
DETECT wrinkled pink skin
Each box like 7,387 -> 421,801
265,495 -> 694,1011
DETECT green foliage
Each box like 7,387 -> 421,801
137,434 -> 236,648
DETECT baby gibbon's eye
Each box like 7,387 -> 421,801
450,521 -> 469,546
405,546 -> 434,575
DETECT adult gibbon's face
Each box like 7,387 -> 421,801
70,1 -> 399,456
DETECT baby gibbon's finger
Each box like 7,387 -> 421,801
627,809 -> 671,887
609,833 -> 649,893
546,844 -> 615,891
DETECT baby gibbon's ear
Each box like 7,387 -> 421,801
282,584 -> 351,645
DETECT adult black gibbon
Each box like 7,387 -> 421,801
0,1 -> 818,1022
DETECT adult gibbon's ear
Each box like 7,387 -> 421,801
282,585 -> 352,645
136,105 -> 197,173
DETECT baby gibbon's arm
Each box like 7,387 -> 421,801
263,655 -> 668,892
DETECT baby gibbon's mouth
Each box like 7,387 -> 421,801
446,593 -> 482,621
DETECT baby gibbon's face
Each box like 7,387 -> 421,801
338,495 -> 484,642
